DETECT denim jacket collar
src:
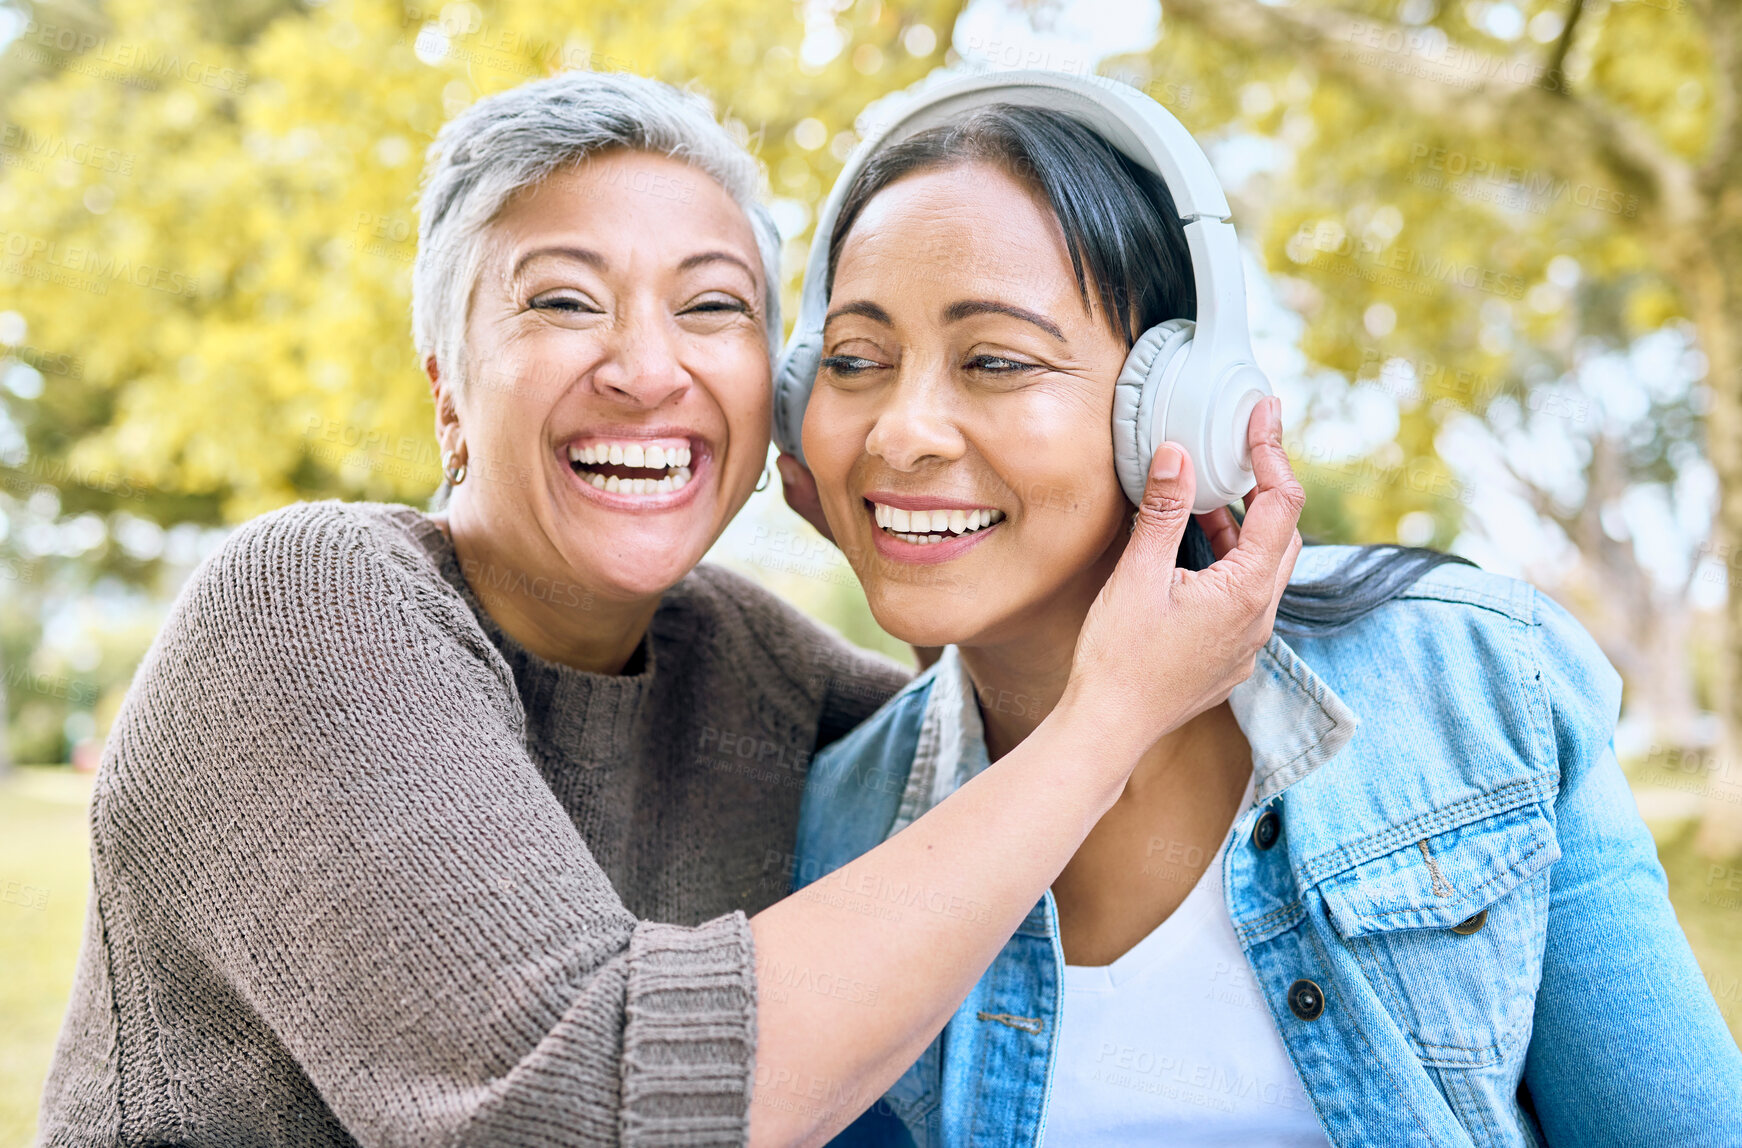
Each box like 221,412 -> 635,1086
886,634 -> 1360,833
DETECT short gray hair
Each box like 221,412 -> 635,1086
411,71 -> 783,396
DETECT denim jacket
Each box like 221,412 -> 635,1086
792,549 -> 1742,1147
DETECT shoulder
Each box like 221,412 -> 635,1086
662,562 -> 910,703
209,499 -> 443,593
169,499 -> 495,682
796,668 -> 939,884
810,667 -> 936,776
1290,544 -> 1534,621
214,501 -> 442,585
1288,546 -> 1620,764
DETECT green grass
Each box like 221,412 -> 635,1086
1650,817 -> 1742,1034
0,768 -> 92,1148
0,773 -> 1737,1144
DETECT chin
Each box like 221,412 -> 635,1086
567,523 -> 712,601
863,579 -> 989,650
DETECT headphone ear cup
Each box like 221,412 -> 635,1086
1113,319 -> 1194,505
772,334 -> 822,461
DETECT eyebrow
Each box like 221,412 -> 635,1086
678,251 -> 760,284
943,300 -> 1065,342
823,298 -> 1069,342
823,300 -> 894,329
510,247 -> 759,285
511,246 -> 606,277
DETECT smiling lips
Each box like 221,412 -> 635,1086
868,499 -> 1006,546
567,438 -> 694,495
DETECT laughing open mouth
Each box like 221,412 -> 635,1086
567,440 -> 693,495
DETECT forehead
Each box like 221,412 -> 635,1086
833,162 -> 1081,308
487,151 -> 759,272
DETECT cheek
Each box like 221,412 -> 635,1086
707,348 -> 773,491
799,392 -> 863,501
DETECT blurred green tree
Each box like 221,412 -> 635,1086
0,0 -> 960,761
1104,0 -> 1742,852
0,0 -> 961,520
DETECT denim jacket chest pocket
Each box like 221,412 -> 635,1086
1315,802 -> 1561,1069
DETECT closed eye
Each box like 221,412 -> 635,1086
529,291 -> 600,314
966,354 -> 1039,375
821,354 -> 883,376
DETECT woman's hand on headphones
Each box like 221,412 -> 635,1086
1063,396 -> 1304,762
776,452 -> 836,546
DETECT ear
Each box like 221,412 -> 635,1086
428,357 -> 462,449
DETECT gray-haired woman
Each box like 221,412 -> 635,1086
38,71 -> 1303,1147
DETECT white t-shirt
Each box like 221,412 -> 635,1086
1040,774 -> 1331,1147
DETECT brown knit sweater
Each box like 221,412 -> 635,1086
36,499 -> 910,1147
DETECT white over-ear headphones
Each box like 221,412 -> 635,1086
771,69 -> 1272,515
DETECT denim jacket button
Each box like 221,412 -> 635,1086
1253,808 -> 1282,851
1287,979 -> 1325,1021
1451,908 -> 1489,935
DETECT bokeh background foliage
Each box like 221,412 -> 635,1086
3,0 -> 1742,1140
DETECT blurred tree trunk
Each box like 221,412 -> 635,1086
1155,0 -> 1742,854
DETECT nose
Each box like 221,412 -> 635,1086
863,361 -> 966,473
589,303 -> 689,409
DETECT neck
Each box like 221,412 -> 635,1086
440,505 -> 659,676
956,593 -> 1244,799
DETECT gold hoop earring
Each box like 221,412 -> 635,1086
441,448 -> 468,486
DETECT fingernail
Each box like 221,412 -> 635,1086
776,458 -> 796,484
1152,443 -> 1181,480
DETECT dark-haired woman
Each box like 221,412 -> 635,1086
786,100 -> 1742,1146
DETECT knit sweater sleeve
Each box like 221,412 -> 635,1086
91,503 -> 756,1147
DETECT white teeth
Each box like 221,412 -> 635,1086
605,475 -> 621,492
869,501 -> 1004,538
657,475 -> 674,493
679,445 -> 692,467
623,444 -> 644,468
673,466 -> 691,489
607,444 -> 625,466
589,472 -> 606,489
646,445 -> 666,469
